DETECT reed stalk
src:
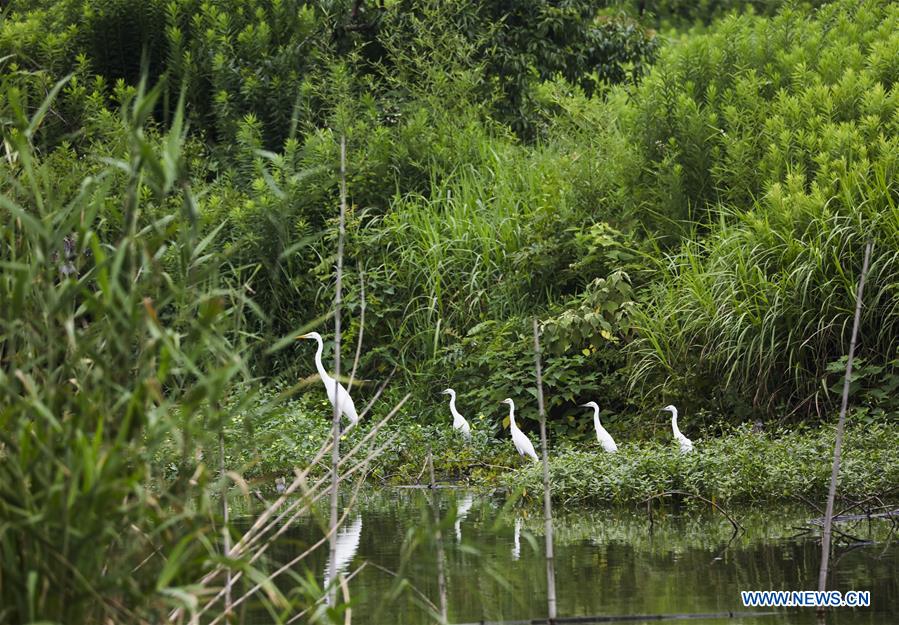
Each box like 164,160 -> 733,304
817,241 -> 873,610
533,318 -> 557,622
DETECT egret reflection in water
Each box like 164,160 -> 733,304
323,514 -> 363,595
512,517 -> 522,560
455,493 -> 474,543
241,491 -> 897,625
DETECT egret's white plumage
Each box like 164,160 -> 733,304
501,398 -> 539,462
441,388 -> 471,439
298,331 -> 359,427
663,404 -> 693,453
580,401 -> 618,453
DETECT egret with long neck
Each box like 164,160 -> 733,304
663,404 -> 693,453
501,398 -> 538,462
297,331 -> 359,427
580,401 -> 618,453
441,388 -> 471,439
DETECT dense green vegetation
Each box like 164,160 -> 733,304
2,0 -> 899,622
512,419 -> 899,506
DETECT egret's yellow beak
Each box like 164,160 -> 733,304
296,333 -> 311,340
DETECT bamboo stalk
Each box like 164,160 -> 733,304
817,240 -> 873,613
206,468 -> 371,625
327,133 -> 349,607
427,449 -> 449,624
532,318 -> 557,622
218,430 -> 232,620
187,399 -> 408,622
235,382 -> 400,560
197,432 -> 400,621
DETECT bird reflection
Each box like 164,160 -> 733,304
323,514 -> 363,595
455,493 -> 474,543
512,517 -> 522,560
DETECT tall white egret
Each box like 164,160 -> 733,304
441,388 -> 471,439
501,398 -> 539,462
323,514 -> 363,597
297,331 -> 359,427
663,404 -> 693,453
580,401 -> 618,453
454,492 -> 474,543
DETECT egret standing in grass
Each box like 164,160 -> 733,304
663,404 -> 693,453
297,332 -> 359,427
580,401 -> 618,453
501,398 -> 539,462
441,388 -> 471,439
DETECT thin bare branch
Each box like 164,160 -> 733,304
532,318 -> 557,621
349,267 -> 366,391
818,240 -> 874,603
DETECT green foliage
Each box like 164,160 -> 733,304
509,418 -> 899,506
630,199 -> 899,417
78,0 -> 169,83
163,0 -> 329,153
386,1 -> 659,135
3,0 -> 899,593
627,0 -> 899,418
433,267 -> 637,441
622,0 -> 899,234
631,0 -> 829,26
0,78 -> 261,622
824,352 -> 899,420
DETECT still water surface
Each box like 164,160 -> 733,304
254,490 -> 897,625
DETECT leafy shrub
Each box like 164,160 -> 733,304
427,264 -> 638,441
631,0 -> 829,25
623,0 -> 899,234
377,1 -> 659,137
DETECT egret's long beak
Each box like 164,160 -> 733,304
579,403 -> 590,408
296,333 -> 311,340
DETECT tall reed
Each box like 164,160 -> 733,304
0,77 -> 253,623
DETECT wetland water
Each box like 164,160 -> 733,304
252,490 -> 897,624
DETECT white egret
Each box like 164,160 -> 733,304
454,492 -> 474,543
441,388 -> 472,439
663,404 -> 693,453
323,514 -> 363,596
580,401 -> 618,453
501,398 -> 539,462
297,331 -> 359,427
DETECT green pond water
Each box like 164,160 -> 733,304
249,490 -> 898,624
